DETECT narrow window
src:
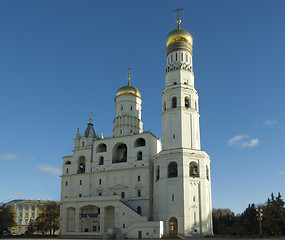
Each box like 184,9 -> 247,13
171,54 -> 173,62
99,156 -> 104,165
79,180 -> 82,185
206,166 -> 209,180
156,166 -> 160,181
138,176 -> 140,182
193,196 -> 196,202
163,101 -> 166,111
99,192 -> 102,196
99,179 -> 102,185
195,101 -> 198,111
79,194 -> 82,197
137,190 -> 141,197
137,206 -> 142,214
130,106 -> 133,111
173,134 -> 175,139
175,53 -> 177,61
137,151 -> 142,160
66,168 -> 69,174
82,142 -> 84,147
168,162 -> 178,178
121,106 -> 123,111
186,54 -> 188,62
185,97 -> 190,108
65,181 -> 68,186
172,97 -> 177,108
181,53 -> 183,61
120,130 -> 122,134
172,194 -> 175,202
123,224 -> 125,228
121,192 -> 125,198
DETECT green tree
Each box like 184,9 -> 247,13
36,202 -> 59,235
212,208 -> 238,235
239,203 -> 259,235
26,220 -> 35,235
262,192 -> 285,236
0,206 -> 14,235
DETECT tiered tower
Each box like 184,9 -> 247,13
113,68 -> 143,137
153,9 -> 213,237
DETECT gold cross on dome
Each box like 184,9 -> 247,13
174,8 -> 184,28
127,67 -> 132,85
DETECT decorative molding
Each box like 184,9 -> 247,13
166,62 -> 192,73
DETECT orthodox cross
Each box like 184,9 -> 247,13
174,8 -> 184,28
127,67 -> 132,86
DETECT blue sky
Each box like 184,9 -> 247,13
0,0 -> 284,214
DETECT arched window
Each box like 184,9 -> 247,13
181,53 -> 183,61
156,166 -> 160,181
96,143 -> 107,153
65,161 -> 71,165
163,101 -> 166,111
190,161 -> 199,177
99,156 -> 104,165
168,162 -> 177,178
137,206 -> 142,215
206,165 -> 209,180
112,143 -> 127,163
175,53 -> 177,61
137,151 -> 142,160
134,138 -> 146,147
185,97 -> 190,108
78,156 -> 86,174
172,97 -> 177,108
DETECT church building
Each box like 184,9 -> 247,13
59,11 -> 213,239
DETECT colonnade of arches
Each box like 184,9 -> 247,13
64,138 -> 147,174
163,96 -> 198,111
65,205 -> 115,234
155,162 -> 209,181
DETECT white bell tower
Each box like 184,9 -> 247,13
153,9 -> 213,237
113,68 -> 143,137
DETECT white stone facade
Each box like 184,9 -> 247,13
60,17 -> 213,239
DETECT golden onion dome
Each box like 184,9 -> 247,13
166,28 -> 193,47
116,84 -> 141,98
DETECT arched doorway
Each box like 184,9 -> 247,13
169,217 -> 178,235
80,205 -> 100,233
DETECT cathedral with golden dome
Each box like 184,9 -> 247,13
60,9 -> 213,239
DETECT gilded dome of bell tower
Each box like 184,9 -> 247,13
116,67 -> 141,98
166,8 -> 193,55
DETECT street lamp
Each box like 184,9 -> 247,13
256,208 -> 263,237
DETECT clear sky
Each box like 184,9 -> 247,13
0,0 -> 284,214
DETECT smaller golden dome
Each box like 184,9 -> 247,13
166,28 -> 193,47
116,85 -> 141,98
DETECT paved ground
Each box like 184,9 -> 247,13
3,238 -> 285,240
